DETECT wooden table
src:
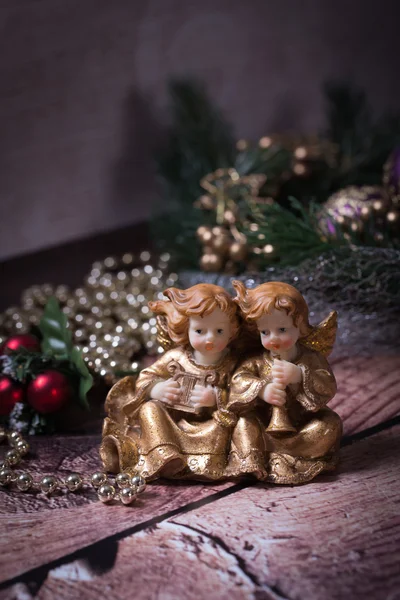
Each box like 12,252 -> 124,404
1,348 -> 399,600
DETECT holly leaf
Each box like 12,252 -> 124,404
70,346 -> 93,410
39,297 -> 73,358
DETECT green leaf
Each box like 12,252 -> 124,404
39,297 -> 73,358
70,346 -> 93,410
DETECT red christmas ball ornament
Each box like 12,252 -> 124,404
0,334 -> 41,354
0,376 -> 24,416
27,370 -> 72,414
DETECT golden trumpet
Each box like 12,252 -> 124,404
266,405 -> 296,434
266,356 -> 296,435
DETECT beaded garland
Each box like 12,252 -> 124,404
0,252 -> 177,385
0,426 -> 146,505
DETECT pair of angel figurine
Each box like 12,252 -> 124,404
100,281 -> 342,485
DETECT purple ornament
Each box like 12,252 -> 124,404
383,148 -> 400,206
318,185 -> 388,239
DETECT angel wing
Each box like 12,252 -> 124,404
155,315 -> 176,352
300,311 -> 337,357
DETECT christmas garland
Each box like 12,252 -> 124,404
153,80 -> 400,273
0,252 -> 176,432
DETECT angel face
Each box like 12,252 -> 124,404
257,309 -> 300,354
188,308 -> 233,358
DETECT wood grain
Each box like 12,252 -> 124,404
0,351 -> 399,595
33,426 -> 400,600
0,434 -> 234,584
331,353 -> 400,435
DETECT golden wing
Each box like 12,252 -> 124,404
156,315 -> 176,352
300,311 -> 337,357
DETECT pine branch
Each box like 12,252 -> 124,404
244,198 -> 338,267
152,79 -> 400,271
152,79 -> 236,267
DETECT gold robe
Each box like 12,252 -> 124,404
100,347 -> 239,480
227,345 -> 342,484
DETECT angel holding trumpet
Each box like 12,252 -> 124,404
100,281 -> 342,485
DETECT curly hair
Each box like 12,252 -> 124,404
149,284 -> 240,346
232,280 -> 312,338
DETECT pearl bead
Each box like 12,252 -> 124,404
91,472 -> 108,488
8,432 -> 22,446
98,483 -> 115,503
0,468 -> 13,486
40,475 -> 58,494
131,475 -> 146,494
5,449 -> 21,466
17,472 -> 33,491
116,472 -> 131,489
120,486 -> 137,505
15,440 -> 29,456
65,473 -> 83,492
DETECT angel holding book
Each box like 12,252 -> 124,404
100,281 -> 342,485
100,284 -> 241,480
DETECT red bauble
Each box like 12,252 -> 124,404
0,376 -> 24,416
0,334 -> 41,354
27,370 -> 72,414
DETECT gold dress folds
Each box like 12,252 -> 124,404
227,345 -> 342,484
100,347 -> 238,481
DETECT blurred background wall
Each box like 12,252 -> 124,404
0,0 -> 399,261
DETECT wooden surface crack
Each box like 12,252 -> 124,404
2,418 -> 400,590
1,348 -> 399,599
341,414 -> 400,446
168,521 -> 262,587
166,521 -> 291,600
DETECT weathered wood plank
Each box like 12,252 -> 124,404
0,434 -> 234,584
33,425 -> 400,600
0,481 -> 235,585
0,351 -> 399,590
331,354 -> 400,435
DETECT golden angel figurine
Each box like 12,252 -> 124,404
227,281 -> 342,485
100,284 -> 241,481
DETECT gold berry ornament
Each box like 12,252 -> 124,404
229,241 -> 248,261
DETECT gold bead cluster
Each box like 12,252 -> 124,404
195,168 -> 268,273
0,252 -> 177,383
194,136 -> 336,273
0,426 -> 146,505
196,225 -> 248,273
